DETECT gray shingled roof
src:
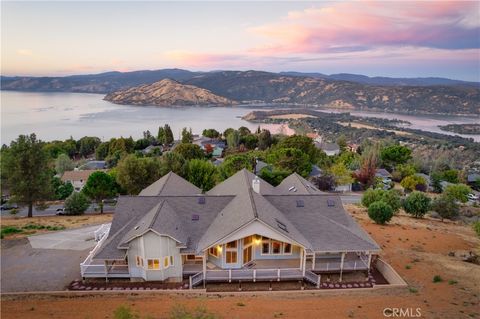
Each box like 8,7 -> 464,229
277,173 -> 325,194
94,169 -> 379,260
139,172 -> 201,196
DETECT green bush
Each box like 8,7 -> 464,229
1,226 -> 23,238
473,221 -> 480,238
64,192 -> 90,215
114,306 -> 137,319
368,200 -> 394,224
443,184 -> 472,203
361,189 -> 401,213
432,275 -> 443,283
431,195 -> 459,221
403,191 -> 431,218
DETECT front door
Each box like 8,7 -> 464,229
243,245 -> 252,265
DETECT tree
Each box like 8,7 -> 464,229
3,134 -> 52,217
134,138 -> 151,151
64,192 -> 90,215
157,126 -> 166,145
95,142 -> 110,160
276,135 -> 321,163
403,191 -> 431,218
430,172 -> 443,193
368,201 -> 394,224
442,169 -> 460,184
164,124 -> 174,145
82,171 -> 117,213
380,144 -> 412,171
392,164 -> 416,182
78,136 -> 101,158
184,159 -> 218,191
173,143 -> 204,160
266,148 -> 312,177
52,177 -> 74,200
202,129 -> 220,138
443,184 -> 472,203
181,127 -> 193,144
312,174 -> 336,191
159,152 -> 186,176
361,189 -> 401,213
219,154 -> 254,180
329,162 -> 353,187
257,129 -> 272,150
354,146 -> 378,187
116,155 -> 162,195
431,195 -> 459,221
259,167 -> 290,186
223,128 -> 235,138
226,130 -> 240,149
55,153 -> 74,175
238,126 -> 251,136
241,134 -> 258,150
401,175 -> 427,192
336,135 -> 347,152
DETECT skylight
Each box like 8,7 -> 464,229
296,200 -> 304,207
192,214 -> 200,221
198,197 -> 206,204
327,199 -> 335,207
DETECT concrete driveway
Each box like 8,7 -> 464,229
1,225 -> 104,292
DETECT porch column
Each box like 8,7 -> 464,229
312,253 -> 316,271
104,260 -> 109,283
302,249 -> 306,276
339,252 -> 345,282
367,252 -> 372,270
203,251 -> 207,288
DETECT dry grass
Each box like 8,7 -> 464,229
269,114 -> 317,120
337,121 -> 412,136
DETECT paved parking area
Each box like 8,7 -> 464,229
28,225 -> 103,250
1,225 -> 104,292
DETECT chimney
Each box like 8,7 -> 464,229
252,176 -> 261,194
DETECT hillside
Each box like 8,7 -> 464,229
186,71 -> 480,115
103,79 -> 237,106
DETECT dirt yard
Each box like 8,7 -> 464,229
2,206 -> 479,319
1,214 -> 113,239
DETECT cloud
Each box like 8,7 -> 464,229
16,49 -> 33,56
248,1 -> 480,55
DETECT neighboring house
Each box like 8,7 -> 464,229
79,161 -> 107,170
467,173 -> 480,187
82,170 -> 380,288
211,146 -> 223,158
315,142 -> 340,156
141,145 -> 162,155
61,169 -> 106,191
254,160 -> 270,174
375,169 -> 392,182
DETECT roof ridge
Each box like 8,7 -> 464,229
149,200 -> 166,229
244,169 -> 258,218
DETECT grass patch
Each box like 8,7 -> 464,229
409,287 -> 418,293
433,275 -> 443,283
236,302 -> 246,307
449,280 -> 458,285
1,226 -> 23,238
405,264 -> 411,269
1,224 -> 66,239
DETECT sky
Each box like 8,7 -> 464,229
1,1 -> 480,81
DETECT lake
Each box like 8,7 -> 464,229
1,91 -> 479,144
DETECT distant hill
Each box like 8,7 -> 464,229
2,69 -> 479,115
104,79 -> 237,106
280,72 -> 480,87
185,71 -> 479,115
1,69 -> 202,94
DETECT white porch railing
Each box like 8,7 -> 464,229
304,270 -> 321,288
94,223 -> 111,241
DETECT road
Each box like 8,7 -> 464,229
0,203 -> 116,217
340,194 -> 362,204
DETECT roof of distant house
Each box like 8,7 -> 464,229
61,169 -> 106,182
315,142 -> 340,152
467,173 -> 480,183
375,169 -> 392,178
93,169 -> 379,260
79,161 -> 107,170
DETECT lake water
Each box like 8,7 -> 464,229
1,91 -> 479,144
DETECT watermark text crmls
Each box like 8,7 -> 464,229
383,308 -> 422,317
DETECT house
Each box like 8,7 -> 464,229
375,169 -> 392,182
315,142 -> 340,156
79,161 -> 107,170
211,147 -> 223,158
61,169 -> 106,191
141,145 -> 162,155
82,170 -> 380,288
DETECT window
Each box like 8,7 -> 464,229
209,246 -> 219,257
262,237 -> 270,254
283,243 -> 292,254
147,259 -> 160,270
243,236 -> 253,246
170,256 -> 174,266
135,256 -> 144,267
186,254 -> 196,261
272,241 -> 281,254
226,251 -> 237,263
226,240 -> 237,248
164,256 -> 170,268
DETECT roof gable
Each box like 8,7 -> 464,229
276,173 -> 324,194
139,172 -> 201,196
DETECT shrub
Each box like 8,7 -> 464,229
401,175 -> 427,192
448,280 -> 458,285
431,195 -> 459,221
473,221 -> 480,238
113,306 -> 137,319
443,184 -> 472,203
432,275 -> 442,283
1,226 -> 23,238
64,192 -> 90,215
403,191 -> 431,218
361,189 -> 401,213
368,200 -> 394,224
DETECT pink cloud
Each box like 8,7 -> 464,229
249,1 -> 479,55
